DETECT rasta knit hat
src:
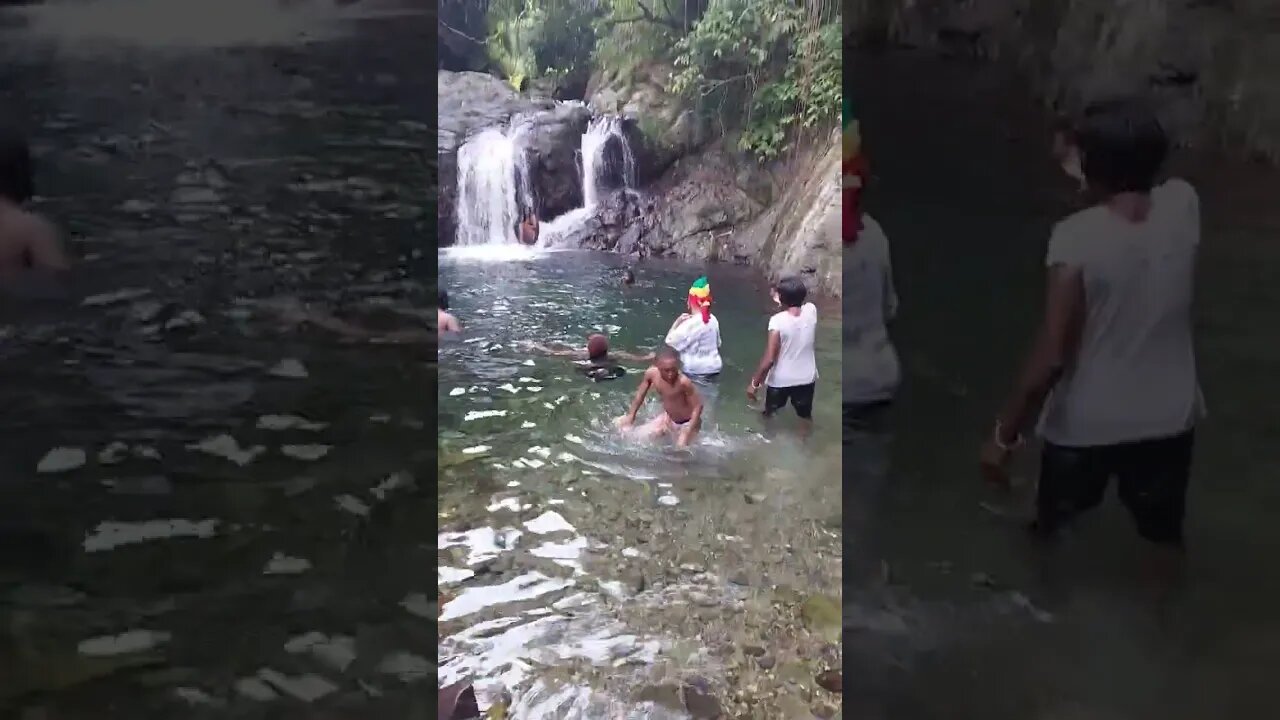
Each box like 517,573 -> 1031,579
688,276 -> 712,323
843,97 -> 867,245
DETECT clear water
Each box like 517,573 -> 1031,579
438,248 -> 843,716
849,50 -> 1280,719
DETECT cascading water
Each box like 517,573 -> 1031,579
580,115 -> 636,208
455,125 -> 532,246
538,115 -> 638,248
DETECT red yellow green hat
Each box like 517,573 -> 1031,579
688,276 -> 712,323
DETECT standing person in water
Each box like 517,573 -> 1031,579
437,289 -> 461,335
615,345 -> 704,447
980,99 -> 1203,583
516,211 -> 539,246
749,276 -> 819,434
0,128 -> 69,288
664,276 -> 722,411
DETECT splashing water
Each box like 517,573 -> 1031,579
456,125 -> 533,246
581,115 -> 636,208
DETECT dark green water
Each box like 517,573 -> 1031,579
849,51 -> 1280,719
0,3 -> 435,717
438,248 -> 843,716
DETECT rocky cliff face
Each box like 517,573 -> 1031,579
853,0 -> 1280,161
439,69 -> 843,295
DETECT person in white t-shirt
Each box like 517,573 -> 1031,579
748,276 -> 818,430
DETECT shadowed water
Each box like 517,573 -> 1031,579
438,248 -> 843,717
0,2 -> 434,716
848,51 -> 1280,719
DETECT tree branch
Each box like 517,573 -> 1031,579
438,19 -> 486,49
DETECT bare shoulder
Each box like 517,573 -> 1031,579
643,366 -> 660,381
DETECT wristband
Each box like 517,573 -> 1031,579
994,421 -> 1024,451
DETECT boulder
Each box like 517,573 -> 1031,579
516,103 -> 591,221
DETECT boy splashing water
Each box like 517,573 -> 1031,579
614,345 -> 704,447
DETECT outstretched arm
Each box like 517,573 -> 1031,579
611,349 -> 656,364
678,381 -> 703,446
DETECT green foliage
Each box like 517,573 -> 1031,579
485,0 -> 601,91
669,0 -> 840,161
592,0 -> 682,75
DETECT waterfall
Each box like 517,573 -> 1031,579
580,115 -> 636,208
455,125 -> 532,246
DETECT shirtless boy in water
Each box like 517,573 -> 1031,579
0,129 -> 69,287
614,346 -> 703,447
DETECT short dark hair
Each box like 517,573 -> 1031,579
438,289 -> 449,311
656,344 -> 680,363
1073,98 -> 1168,194
774,276 -> 808,308
0,127 -> 34,204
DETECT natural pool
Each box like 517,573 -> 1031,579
437,248 -> 844,718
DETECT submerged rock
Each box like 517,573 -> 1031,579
36,447 -> 86,474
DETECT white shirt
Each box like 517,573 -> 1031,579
766,302 -> 818,388
665,313 -> 722,376
1038,179 -> 1204,446
843,214 -> 900,404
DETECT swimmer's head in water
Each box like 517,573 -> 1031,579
586,333 -> 609,360
438,289 -> 449,311
655,344 -> 681,383
0,128 -> 34,205
623,268 -> 635,285
688,276 -> 712,323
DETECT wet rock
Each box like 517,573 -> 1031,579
163,310 -> 205,331
634,683 -> 683,711
774,693 -> 812,718
801,595 -> 842,642
36,447 -> 86,474
284,632 -> 356,672
744,493 -> 767,504
742,644 -> 767,657
755,653 -> 776,670
816,670 -> 842,693
173,687 -> 220,706
681,678 -> 723,719
258,414 -> 328,431
335,494 -> 371,517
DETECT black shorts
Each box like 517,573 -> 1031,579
1036,429 -> 1195,545
764,382 -> 816,419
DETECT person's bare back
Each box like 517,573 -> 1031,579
0,207 -> 67,281
0,129 -> 69,287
